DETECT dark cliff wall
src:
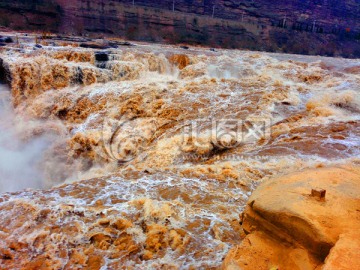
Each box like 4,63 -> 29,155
118,0 -> 360,32
0,0 -> 359,57
0,0 -> 61,31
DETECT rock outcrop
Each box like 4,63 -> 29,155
223,165 -> 360,270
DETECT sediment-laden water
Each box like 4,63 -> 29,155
0,34 -> 359,268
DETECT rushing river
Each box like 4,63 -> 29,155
0,39 -> 359,268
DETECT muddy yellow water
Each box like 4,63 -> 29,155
0,35 -> 359,268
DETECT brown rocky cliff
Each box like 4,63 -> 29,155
0,0 -> 61,31
121,0 -> 360,32
0,0 -> 360,57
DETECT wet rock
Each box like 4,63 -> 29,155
95,52 -> 109,62
79,43 -> 111,49
0,37 -> 13,43
117,41 -> 133,46
0,58 -> 11,85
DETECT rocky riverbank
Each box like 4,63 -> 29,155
223,165 -> 360,270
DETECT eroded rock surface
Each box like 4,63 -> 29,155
224,165 -> 360,270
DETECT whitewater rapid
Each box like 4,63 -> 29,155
0,34 -> 359,268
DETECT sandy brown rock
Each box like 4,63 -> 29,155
224,165 -> 360,270
323,232 -> 360,270
223,231 -> 322,270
